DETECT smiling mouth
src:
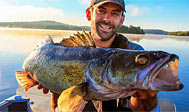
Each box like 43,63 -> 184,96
98,23 -> 113,32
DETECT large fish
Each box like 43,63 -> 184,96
16,31 -> 183,112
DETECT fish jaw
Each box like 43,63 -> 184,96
141,54 -> 183,91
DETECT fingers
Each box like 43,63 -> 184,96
37,84 -> 43,90
130,90 -> 158,111
43,88 -> 49,94
132,89 -> 159,99
132,90 -> 148,99
148,90 -> 159,97
130,95 -> 158,112
37,84 -> 49,94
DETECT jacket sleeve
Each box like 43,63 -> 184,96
127,41 -> 144,50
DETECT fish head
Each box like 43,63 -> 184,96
145,51 -> 183,91
109,50 -> 183,91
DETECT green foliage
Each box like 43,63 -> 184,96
0,21 -> 90,31
168,31 -> 189,36
117,25 -> 145,34
0,21 -> 145,34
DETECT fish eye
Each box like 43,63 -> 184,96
135,54 -> 148,65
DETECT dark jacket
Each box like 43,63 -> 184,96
84,33 -> 144,111
110,33 -> 144,50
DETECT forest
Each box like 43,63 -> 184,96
0,21 -> 145,34
168,31 -> 189,36
117,25 -> 145,34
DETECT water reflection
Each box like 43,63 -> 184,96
0,28 -> 77,53
123,33 -> 145,42
0,28 -> 189,111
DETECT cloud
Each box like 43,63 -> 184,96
0,4 -> 64,22
79,0 -> 91,5
126,5 -> 149,16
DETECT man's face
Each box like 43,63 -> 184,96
91,3 -> 124,41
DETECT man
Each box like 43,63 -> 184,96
85,0 -> 158,111
38,0 -> 158,111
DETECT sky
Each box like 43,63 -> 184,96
0,0 -> 188,31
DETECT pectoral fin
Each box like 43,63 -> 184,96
116,99 -> 119,107
16,71 -> 38,92
92,100 -> 102,112
58,84 -> 88,112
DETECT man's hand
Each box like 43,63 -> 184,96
36,84 -> 60,112
130,90 -> 159,112
37,84 -> 49,94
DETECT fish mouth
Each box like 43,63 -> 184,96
148,54 -> 184,91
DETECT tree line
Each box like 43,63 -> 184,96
0,21 -> 90,31
117,25 -> 145,34
168,31 -> 189,36
0,21 -> 145,34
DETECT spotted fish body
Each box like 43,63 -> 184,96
16,31 -> 183,112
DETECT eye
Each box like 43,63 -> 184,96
97,8 -> 106,14
111,12 -> 121,17
135,54 -> 148,65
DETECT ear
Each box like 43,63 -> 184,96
86,8 -> 91,21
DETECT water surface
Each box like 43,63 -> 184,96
0,28 -> 188,111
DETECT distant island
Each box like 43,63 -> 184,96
0,21 -> 188,36
144,29 -> 168,35
0,20 -> 90,31
168,31 -> 189,36
0,20 -> 144,34
144,29 -> 189,36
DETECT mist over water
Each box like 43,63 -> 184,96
0,28 -> 188,111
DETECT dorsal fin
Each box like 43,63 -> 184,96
59,30 -> 95,48
82,30 -> 95,47
42,35 -> 54,44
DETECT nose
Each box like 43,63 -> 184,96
103,13 -> 111,23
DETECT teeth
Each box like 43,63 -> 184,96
164,64 -> 169,68
161,61 -> 179,78
176,80 -> 181,84
100,24 -> 112,30
173,69 -> 179,77
175,59 -> 179,68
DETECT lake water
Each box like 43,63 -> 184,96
0,28 -> 188,111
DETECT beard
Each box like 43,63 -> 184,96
92,21 -> 119,41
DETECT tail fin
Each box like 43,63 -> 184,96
16,71 -> 38,92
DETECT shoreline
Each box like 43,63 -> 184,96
0,27 -> 189,40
